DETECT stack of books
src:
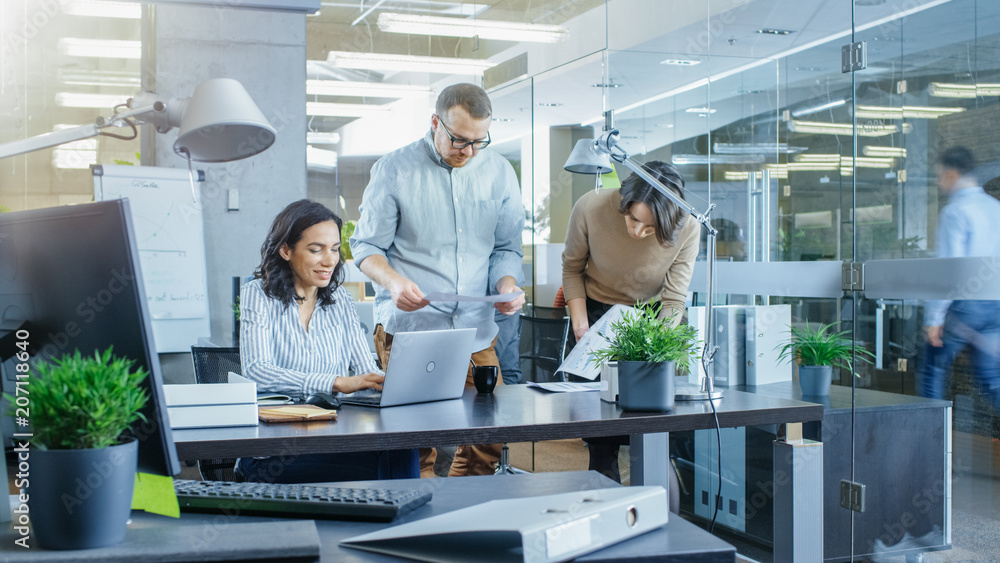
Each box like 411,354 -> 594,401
164,373 -> 259,429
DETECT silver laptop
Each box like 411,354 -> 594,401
340,328 -> 476,408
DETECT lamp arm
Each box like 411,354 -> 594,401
0,101 -> 167,161
0,123 -> 102,160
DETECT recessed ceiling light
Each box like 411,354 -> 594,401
685,107 -> 716,114
537,102 -> 563,107
654,123 -> 674,128
756,28 -> 795,36
494,117 -> 514,122
591,83 -> 621,88
660,59 -> 702,66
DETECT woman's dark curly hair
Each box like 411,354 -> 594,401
253,199 -> 344,308
618,160 -> 687,246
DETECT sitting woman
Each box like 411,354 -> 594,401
237,199 -> 418,483
562,161 -> 697,510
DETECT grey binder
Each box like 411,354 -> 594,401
340,487 -> 669,563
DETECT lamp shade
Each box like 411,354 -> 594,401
173,78 -> 276,162
563,139 -> 613,175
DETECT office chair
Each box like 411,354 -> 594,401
529,305 -> 569,320
518,315 -> 570,383
189,346 -> 245,482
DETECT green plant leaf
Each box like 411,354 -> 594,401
2,346 -> 149,450
590,299 -> 700,372
775,322 -> 875,372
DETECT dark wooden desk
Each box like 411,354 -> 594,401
173,384 -> 823,460
0,472 -> 737,562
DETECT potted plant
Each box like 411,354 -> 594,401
592,300 -> 699,411
6,347 -> 149,550
776,322 -> 875,396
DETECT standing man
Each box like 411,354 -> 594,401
918,146 -> 1000,412
350,83 -> 526,477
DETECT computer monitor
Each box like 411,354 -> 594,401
0,199 -> 181,476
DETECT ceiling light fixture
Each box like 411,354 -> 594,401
63,0 -> 141,18
685,107 -> 716,114
326,51 -> 495,75
306,146 -> 337,170
671,154 -> 765,165
928,82 -> 1000,98
714,142 -> 807,155
863,146 -> 907,158
55,92 -> 131,108
851,105 -> 965,119
376,13 -> 567,43
306,102 -> 392,117
661,59 -> 702,66
306,131 -> 342,144
791,98 -> 848,117
57,38 -> 141,59
59,69 -> 140,88
756,28 -> 795,35
789,120 -> 910,137
306,80 -> 430,98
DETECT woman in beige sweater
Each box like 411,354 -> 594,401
561,160 -> 698,497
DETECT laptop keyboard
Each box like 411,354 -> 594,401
343,388 -> 382,405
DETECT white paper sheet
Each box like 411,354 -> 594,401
423,291 -> 524,303
526,381 -> 600,393
556,304 -> 632,380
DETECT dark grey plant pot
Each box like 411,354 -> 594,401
798,365 -> 833,396
28,438 -> 138,550
618,360 -> 675,411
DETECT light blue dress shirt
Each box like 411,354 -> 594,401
239,279 -> 381,399
924,182 -> 1000,326
350,132 -> 525,351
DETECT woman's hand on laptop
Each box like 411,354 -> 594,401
334,372 -> 385,394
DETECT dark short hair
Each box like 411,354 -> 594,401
938,146 -> 975,176
253,199 -> 344,308
618,161 -> 687,246
436,83 -> 492,119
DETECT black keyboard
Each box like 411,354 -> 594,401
174,479 -> 431,522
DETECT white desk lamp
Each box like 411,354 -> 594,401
563,129 -> 723,400
0,78 -> 276,163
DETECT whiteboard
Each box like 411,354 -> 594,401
94,164 -> 211,352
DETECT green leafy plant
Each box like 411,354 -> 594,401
776,322 -> 875,371
341,220 -> 356,260
591,300 -> 700,372
5,347 -> 148,450
0,204 -> 10,213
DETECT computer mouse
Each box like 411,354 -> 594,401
304,392 -> 340,410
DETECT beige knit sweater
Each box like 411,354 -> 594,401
561,188 -> 700,325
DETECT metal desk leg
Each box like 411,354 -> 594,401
630,432 -> 670,489
773,423 -> 823,562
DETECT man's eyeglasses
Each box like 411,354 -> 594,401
437,117 -> 491,150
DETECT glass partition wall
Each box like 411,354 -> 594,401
3,0 -> 1000,560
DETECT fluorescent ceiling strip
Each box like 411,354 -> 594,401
789,120 -> 911,137
841,156 -> 894,168
306,131 -> 342,144
852,105 -> 965,119
584,0 -> 952,127
671,154 -> 765,165
791,99 -> 848,118
55,92 -> 131,108
326,51 -> 495,75
59,70 -> 140,88
795,153 -> 842,163
714,142 -> 807,155
929,82 -> 1000,98
63,1 -> 141,18
376,13 -> 567,43
306,102 -> 392,117
306,80 -> 430,98
57,38 -> 141,59
863,146 -> 906,158
794,153 -> 893,168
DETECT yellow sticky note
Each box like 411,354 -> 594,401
600,167 -> 621,190
132,472 -> 180,518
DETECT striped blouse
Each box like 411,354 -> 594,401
239,278 -> 381,399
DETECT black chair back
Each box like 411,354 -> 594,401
189,346 -> 245,482
518,315 -> 570,383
